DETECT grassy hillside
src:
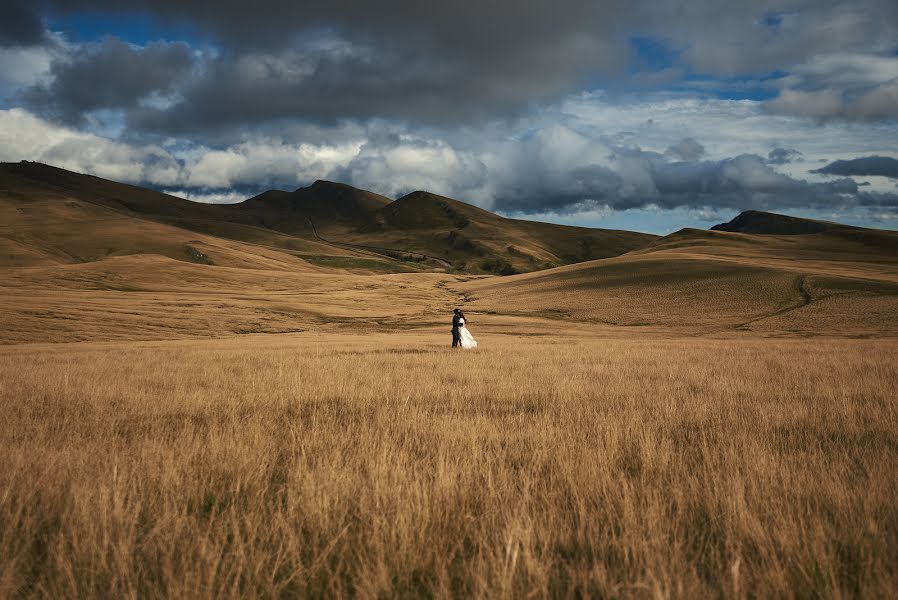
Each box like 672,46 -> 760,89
335,190 -> 657,274
234,180 -> 393,234
462,224 -> 898,335
711,209 -> 856,235
1,162 -> 656,275
0,162 -> 347,263
0,175 -> 327,271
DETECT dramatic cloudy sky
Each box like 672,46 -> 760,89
2,1 -> 897,232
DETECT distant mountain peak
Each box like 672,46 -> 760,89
711,210 -> 851,235
304,179 -> 357,193
398,190 -> 434,199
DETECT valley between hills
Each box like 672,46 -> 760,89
2,160 -> 897,343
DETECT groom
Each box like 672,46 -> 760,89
451,308 -> 461,348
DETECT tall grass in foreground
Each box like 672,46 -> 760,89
1,334 -> 896,598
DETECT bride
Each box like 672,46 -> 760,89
457,310 -> 478,349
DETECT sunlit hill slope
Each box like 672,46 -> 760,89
463,212 -> 898,335
2,160 -> 897,342
0,161 -> 655,274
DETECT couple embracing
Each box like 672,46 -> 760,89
451,308 -> 477,349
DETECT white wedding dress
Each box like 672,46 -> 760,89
458,318 -> 478,349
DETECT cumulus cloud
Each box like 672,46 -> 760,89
0,44 -> 54,98
665,137 -> 705,161
812,156 -> 898,179
489,146 -> 883,215
183,138 -> 364,189
334,135 -> 488,200
21,37 -> 197,125
670,5 -> 898,76
13,0 -> 629,133
766,53 -> 898,121
767,82 -> 898,121
0,108 -> 181,185
3,2 -> 898,233
4,94 -> 898,226
7,0 -> 893,134
128,32 -> 624,134
0,107 -> 375,194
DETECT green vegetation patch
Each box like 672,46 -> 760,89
184,244 -> 214,265
479,257 -> 519,275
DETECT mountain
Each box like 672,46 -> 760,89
461,222 -> 898,335
235,180 -> 393,233
0,161 -> 657,274
4,162 -> 897,341
711,210 -> 851,235
0,161 -> 342,270
327,190 -> 656,273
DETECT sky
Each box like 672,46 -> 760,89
1,1 -> 897,234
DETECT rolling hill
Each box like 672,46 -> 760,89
461,212 -> 898,335
711,209 -> 854,235
0,161 -> 658,342
0,161 -> 657,274
4,162 -> 897,341
334,190 -> 657,273
0,161 -> 348,269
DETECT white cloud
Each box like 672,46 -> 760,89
0,46 -> 52,94
787,53 -> 898,89
3,92 -> 897,226
0,32 -> 69,97
766,52 -> 898,121
0,108 -> 365,191
335,136 -> 488,202
184,139 -> 364,189
0,108 -> 181,185
162,189 -> 246,204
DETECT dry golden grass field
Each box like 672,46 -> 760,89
1,333 -> 897,598
3,163 -> 898,597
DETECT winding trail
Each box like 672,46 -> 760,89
735,275 -> 814,330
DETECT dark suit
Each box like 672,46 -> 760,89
451,314 -> 461,347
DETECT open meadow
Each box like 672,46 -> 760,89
2,330 -> 897,598
3,163 -> 898,597
5,1 -> 898,595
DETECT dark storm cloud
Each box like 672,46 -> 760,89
493,151 -> 898,215
812,156 -> 898,179
22,0 -> 627,132
33,0 -> 621,51
22,37 -> 195,125
8,0 -> 897,132
0,0 -> 45,47
29,0 -> 896,63
128,42 -> 576,134
6,0 -> 898,229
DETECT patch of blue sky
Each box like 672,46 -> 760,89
758,12 -> 786,28
674,73 -> 780,101
499,206 -> 737,235
504,204 -> 898,234
628,36 -> 678,72
45,11 -> 197,46
583,36 -> 782,103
